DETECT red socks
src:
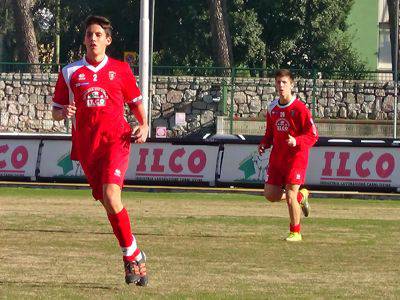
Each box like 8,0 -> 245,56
290,223 -> 301,233
107,208 -> 133,247
107,208 -> 140,261
297,191 -> 303,204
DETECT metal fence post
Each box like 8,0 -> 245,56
394,0 -> 399,139
311,68 -> 317,118
229,67 -> 236,135
65,119 -> 70,134
220,79 -> 227,115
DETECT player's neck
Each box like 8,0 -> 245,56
279,94 -> 292,105
85,54 -> 106,67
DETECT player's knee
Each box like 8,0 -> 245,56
264,190 -> 278,202
285,195 -> 296,206
103,186 -> 115,199
102,185 -> 122,213
264,195 -> 274,202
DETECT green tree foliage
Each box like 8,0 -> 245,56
249,0 -> 366,71
34,0 -> 140,62
0,0 -> 17,61
228,0 -> 265,68
153,1 -> 213,67
4,0 -> 367,72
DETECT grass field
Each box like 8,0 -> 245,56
1,187 -> 400,299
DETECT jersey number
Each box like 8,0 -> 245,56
93,74 -> 98,82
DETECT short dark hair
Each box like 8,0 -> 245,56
84,15 -> 113,37
275,69 -> 294,82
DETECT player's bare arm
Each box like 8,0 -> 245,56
130,102 -> 149,143
52,103 -> 77,121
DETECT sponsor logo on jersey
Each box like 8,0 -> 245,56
276,118 -> 290,132
114,169 -> 121,177
83,87 -> 108,107
75,82 -> 89,87
296,173 -> 301,180
78,73 -> 86,81
109,71 -> 116,80
280,112 -> 285,117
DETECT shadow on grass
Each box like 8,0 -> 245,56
0,280 -> 119,290
1,228 -> 239,238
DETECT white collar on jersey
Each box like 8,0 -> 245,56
83,55 -> 109,73
277,95 -> 296,108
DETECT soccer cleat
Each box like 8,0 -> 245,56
285,232 -> 302,242
124,260 -> 140,285
134,251 -> 148,286
299,188 -> 310,217
124,251 -> 148,286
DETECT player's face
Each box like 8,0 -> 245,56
84,24 -> 112,60
275,76 -> 293,100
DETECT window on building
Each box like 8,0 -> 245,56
377,0 -> 391,73
378,0 -> 389,23
378,23 -> 392,70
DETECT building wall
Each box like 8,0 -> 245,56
347,0 -> 379,70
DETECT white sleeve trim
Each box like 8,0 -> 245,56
129,95 -> 143,103
52,102 -> 64,109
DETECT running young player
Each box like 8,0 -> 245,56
52,15 -> 148,285
258,69 -> 318,242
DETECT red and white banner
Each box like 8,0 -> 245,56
0,139 -> 40,178
3,135 -> 400,190
307,147 -> 400,188
127,143 -> 219,184
220,144 -> 400,189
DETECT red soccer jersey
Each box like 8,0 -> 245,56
261,97 -> 318,170
52,56 -> 142,161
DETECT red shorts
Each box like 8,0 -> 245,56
79,139 -> 131,200
265,164 -> 306,186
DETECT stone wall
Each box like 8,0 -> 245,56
0,73 -> 398,136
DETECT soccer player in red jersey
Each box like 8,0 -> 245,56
52,15 -> 148,285
258,69 -> 318,242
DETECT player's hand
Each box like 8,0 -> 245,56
258,143 -> 266,155
63,103 -> 76,119
286,134 -> 297,147
132,123 -> 149,143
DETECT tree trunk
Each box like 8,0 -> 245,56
12,0 -> 40,72
208,0 -> 233,73
387,0 -> 400,78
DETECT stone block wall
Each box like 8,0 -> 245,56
0,73 -> 398,137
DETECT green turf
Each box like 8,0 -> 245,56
1,187 -> 399,299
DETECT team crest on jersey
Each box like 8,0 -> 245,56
78,73 -> 86,80
276,118 -> 290,131
114,169 -> 121,177
109,71 -> 116,80
83,87 -> 108,107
